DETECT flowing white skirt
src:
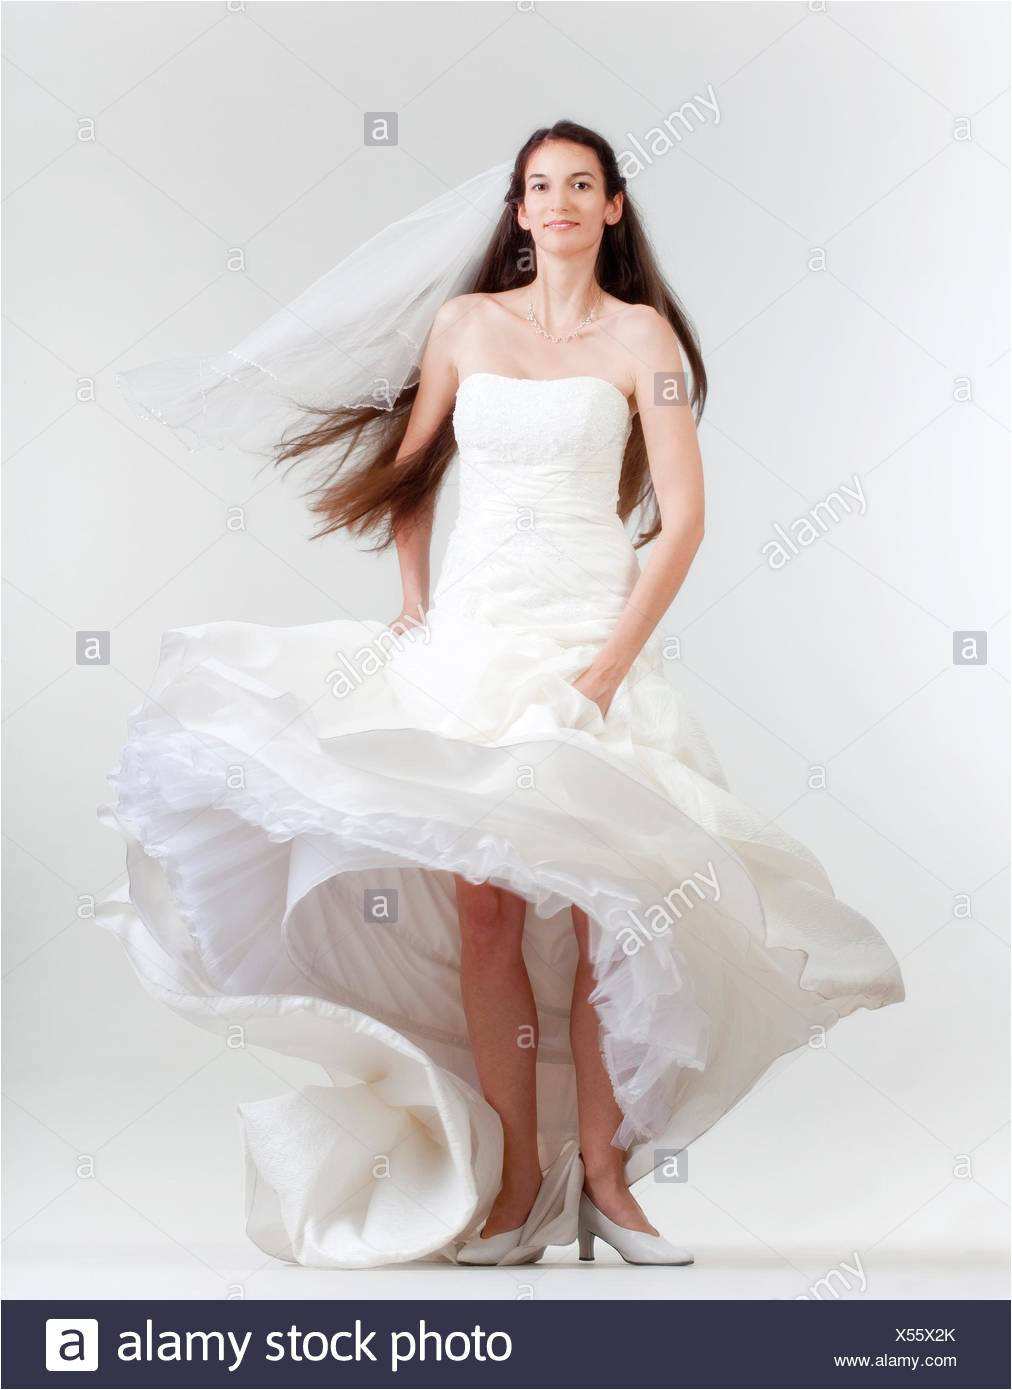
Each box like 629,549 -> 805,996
96,606 -> 904,1267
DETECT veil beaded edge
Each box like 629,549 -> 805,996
116,159 -> 515,456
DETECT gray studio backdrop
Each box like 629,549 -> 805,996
2,1 -> 1009,1299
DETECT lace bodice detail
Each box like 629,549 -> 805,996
450,372 -> 632,520
453,372 -> 632,457
432,373 -> 640,643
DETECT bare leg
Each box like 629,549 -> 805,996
569,904 -> 659,1234
454,875 -> 542,1236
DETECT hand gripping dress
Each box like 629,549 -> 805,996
97,371 -> 905,1267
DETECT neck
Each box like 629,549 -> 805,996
527,263 -> 601,333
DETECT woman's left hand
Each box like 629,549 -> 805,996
570,664 -> 622,719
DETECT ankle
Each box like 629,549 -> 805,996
493,1152 -> 541,1196
580,1158 -> 627,1194
500,1148 -> 542,1182
498,1169 -> 542,1201
583,1178 -> 627,1211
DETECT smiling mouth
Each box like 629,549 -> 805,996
545,220 -> 578,229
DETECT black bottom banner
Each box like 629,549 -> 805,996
4,1298 -> 1010,1389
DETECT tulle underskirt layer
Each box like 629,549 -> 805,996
96,611 -> 904,1267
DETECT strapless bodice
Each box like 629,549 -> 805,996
431,373 -> 639,647
450,372 -> 633,524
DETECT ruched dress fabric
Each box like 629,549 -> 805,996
97,372 -> 905,1268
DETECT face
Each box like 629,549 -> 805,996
517,140 -> 622,253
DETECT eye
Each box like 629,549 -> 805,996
573,180 -> 591,190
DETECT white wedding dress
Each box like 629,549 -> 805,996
97,372 -> 904,1267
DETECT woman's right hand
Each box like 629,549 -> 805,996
388,600 -> 429,638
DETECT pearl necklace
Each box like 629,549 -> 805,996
526,292 -> 601,343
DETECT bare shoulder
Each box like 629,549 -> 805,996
597,298 -> 683,366
430,292 -> 505,349
615,302 -> 682,358
426,295 -> 496,379
431,292 -> 491,333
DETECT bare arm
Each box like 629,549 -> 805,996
573,307 -> 705,713
388,297 -> 471,631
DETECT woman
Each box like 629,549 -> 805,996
99,120 -> 904,1269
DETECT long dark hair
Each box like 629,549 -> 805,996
276,119 -> 706,550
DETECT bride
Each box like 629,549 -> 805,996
99,120 -> 904,1269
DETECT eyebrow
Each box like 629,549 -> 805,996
526,170 -> 597,180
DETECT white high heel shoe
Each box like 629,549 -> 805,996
457,1221 -> 545,1265
577,1191 -> 694,1265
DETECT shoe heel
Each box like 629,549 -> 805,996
578,1226 -> 595,1261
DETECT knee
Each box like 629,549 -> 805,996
458,887 -> 521,962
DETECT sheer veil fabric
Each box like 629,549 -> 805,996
116,159 -> 515,453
